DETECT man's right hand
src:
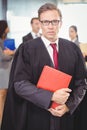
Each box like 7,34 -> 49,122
51,88 -> 72,105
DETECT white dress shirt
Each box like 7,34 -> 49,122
41,36 -> 59,65
31,31 -> 40,39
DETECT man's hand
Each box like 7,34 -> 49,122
51,88 -> 72,105
48,104 -> 69,117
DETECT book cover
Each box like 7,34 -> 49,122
4,39 -> 16,50
37,65 -> 72,108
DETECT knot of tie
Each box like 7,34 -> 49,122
35,34 -> 38,38
50,43 -> 57,49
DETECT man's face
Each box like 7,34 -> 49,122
39,10 -> 62,42
31,19 -> 40,33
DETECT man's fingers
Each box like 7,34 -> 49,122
62,88 -> 72,92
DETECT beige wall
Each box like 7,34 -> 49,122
80,43 -> 87,55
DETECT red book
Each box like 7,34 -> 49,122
37,65 -> 72,108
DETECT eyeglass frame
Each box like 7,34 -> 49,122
40,20 -> 61,26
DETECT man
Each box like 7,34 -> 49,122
1,3 -> 87,130
22,17 -> 41,42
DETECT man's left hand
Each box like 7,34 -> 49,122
48,104 -> 69,117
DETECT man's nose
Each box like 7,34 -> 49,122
48,22 -> 54,27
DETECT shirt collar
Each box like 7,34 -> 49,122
31,31 -> 40,38
71,38 -> 77,43
41,36 -> 59,48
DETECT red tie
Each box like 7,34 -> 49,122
50,43 -> 58,69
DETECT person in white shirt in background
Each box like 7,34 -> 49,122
69,25 -> 80,47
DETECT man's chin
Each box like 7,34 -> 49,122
46,36 -> 57,41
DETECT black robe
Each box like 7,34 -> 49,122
74,90 -> 87,130
22,32 -> 33,42
1,37 -> 87,130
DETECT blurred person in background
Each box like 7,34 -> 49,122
22,17 -> 41,42
69,25 -> 87,63
69,25 -> 80,47
0,20 -> 15,126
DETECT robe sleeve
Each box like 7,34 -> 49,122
13,43 -> 53,110
66,46 -> 87,114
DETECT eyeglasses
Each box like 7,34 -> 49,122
40,20 -> 60,26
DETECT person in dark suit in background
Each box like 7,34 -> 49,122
22,17 -> 41,42
1,3 -> 87,130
